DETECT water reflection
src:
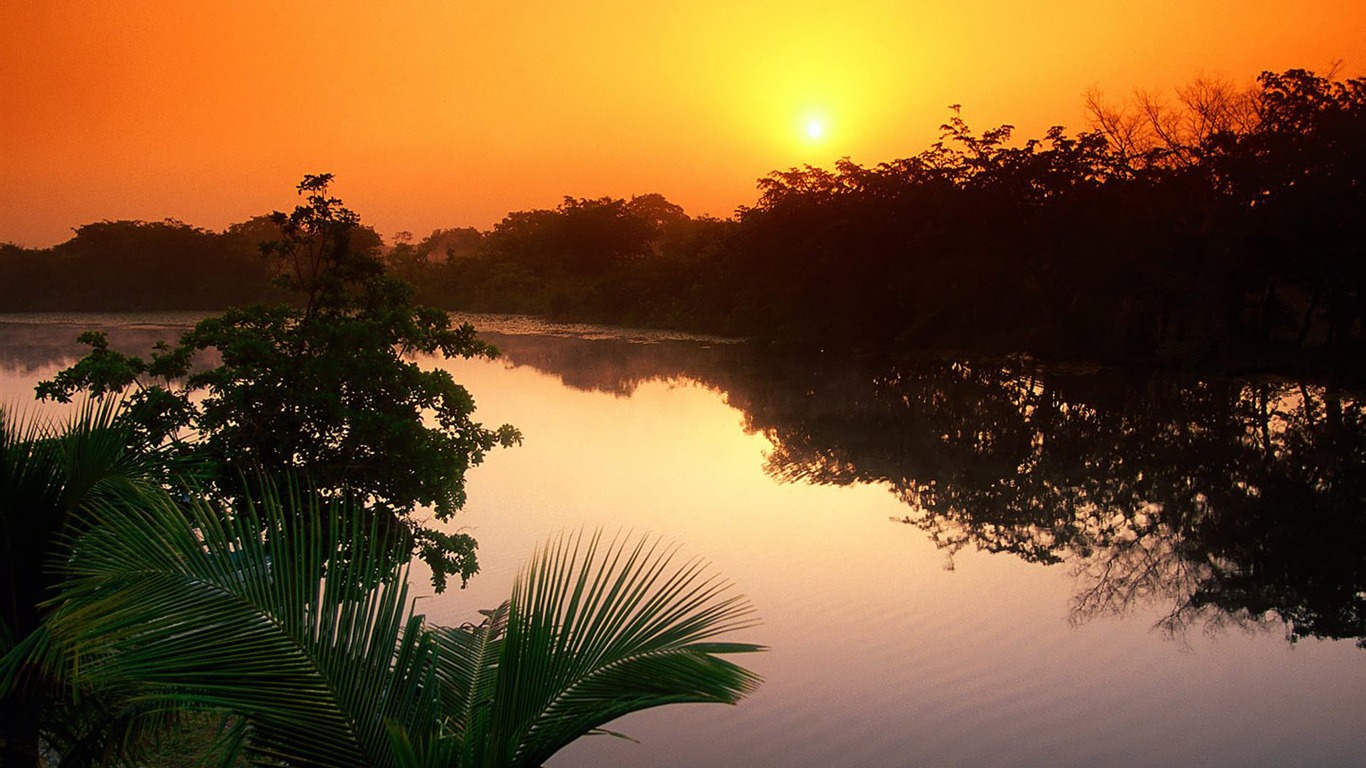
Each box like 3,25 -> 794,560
481,333 -> 1365,647
6,315 -> 1364,648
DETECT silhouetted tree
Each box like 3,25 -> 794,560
38,175 -> 521,590
0,219 -> 276,311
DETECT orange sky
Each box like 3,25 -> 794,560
2,1 -> 1363,248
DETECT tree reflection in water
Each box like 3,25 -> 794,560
481,332 -> 1365,648
721,355 -> 1365,647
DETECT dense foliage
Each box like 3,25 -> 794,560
0,402 -> 173,767
36,176 -> 521,590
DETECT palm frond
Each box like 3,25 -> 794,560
434,603 -> 508,745
36,466 -> 764,768
2,398 -> 187,767
45,480 -> 442,768
465,530 -> 765,768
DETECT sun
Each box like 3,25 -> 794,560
797,113 -> 825,144
775,102 -> 840,154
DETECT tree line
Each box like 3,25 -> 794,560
4,68 -> 1362,375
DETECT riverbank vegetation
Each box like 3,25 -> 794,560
32,175 -> 522,591
0,177 -> 763,766
0,406 -> 762,766
2,67 -> 1362,378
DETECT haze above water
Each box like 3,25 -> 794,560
1,313 -> 1362,768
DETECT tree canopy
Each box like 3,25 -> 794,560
37,175 -> 521,590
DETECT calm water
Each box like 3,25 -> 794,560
2,313 -> 1363,768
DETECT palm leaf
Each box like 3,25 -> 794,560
434,602 -> 508,742
452,530 -> 765,768
2,398 -> 182,767
44,480 -> 442,768
38,467 -> 764,768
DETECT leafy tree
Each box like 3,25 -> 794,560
1226,69 -> 1366,350
624,192 -> 689,236
37,175 -> 520,590
416,227 -> 485,263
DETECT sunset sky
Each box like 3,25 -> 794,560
2,1 -> 1363,248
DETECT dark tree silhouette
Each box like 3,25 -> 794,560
3,67 -> 1361,379
37,175 -> 521,590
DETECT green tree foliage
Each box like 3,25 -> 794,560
429,193 -> 734,329
484,196 -> 656,276
422,227 -> 486,262
37,175 -> 521,590
384,228 -> 487,307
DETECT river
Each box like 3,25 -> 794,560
2,312 -> 1363,767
